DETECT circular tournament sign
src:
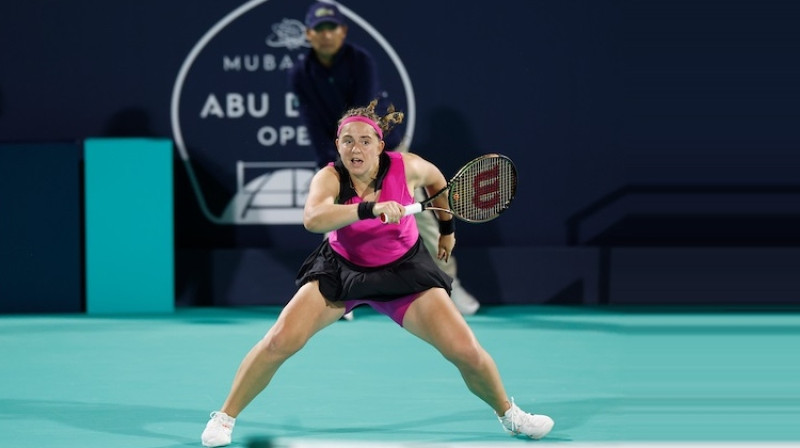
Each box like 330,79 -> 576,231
171,0 -> 415,224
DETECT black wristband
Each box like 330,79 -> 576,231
357,201 -> 375,220
438,218 -> 455,235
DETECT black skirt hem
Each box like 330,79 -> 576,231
295,238 -> 452,302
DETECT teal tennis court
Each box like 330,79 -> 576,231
2,306 -> 799,447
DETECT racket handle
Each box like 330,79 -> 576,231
379,203 -> 423,223
404,203 -> 424,216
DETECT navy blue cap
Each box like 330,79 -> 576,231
305,2 -> 346,29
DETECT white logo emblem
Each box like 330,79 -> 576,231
266,19 -> 309,50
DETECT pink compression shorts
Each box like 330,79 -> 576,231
343,293 -> 420,327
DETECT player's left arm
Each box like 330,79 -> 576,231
402,153 -> 455,260
403,153 -> 448,217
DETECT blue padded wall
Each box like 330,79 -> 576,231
0,143 -> 82,313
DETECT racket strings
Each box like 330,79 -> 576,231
449,156 -> 517,223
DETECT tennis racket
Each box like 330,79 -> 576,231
380,153 -> 518,224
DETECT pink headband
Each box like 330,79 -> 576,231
336,116 -> 383,140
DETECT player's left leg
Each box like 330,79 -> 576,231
401,289 -> 553,439
402,288 -> 508,412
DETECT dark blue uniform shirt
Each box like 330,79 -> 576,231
290,42 -> 401,168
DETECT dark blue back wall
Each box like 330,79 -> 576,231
2,1 -> 799,306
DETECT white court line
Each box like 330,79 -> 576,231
261,440 -> 798,448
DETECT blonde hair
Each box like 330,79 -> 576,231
338,99 -> 404,140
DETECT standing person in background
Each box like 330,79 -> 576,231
290,1 -> 479,315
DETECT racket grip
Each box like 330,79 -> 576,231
404,203 -> 424,216
379,203 -> 424,223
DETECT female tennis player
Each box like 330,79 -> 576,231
201,101 -> 554,446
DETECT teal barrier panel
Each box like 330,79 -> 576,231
84,138 -> 174,314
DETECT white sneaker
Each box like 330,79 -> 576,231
451,280 -> 480,315
498,399 -> 554,439
201,411 -> 235,447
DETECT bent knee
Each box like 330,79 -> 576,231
442,340 -> 486,368
260,327 -> 308,358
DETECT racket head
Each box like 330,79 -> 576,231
447,153 -> 518,223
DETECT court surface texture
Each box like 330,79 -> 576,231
2,305 -> 799,447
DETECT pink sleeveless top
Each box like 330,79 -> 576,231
328,152 -> 418,267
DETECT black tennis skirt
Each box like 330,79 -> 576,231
295,237 -> 453,303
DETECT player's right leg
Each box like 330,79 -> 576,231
201,281 -> 345,447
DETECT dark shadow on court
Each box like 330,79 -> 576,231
0,398 -> 558,445
0,399 -> 200,447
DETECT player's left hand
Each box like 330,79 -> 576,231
438,234 -> 455,262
